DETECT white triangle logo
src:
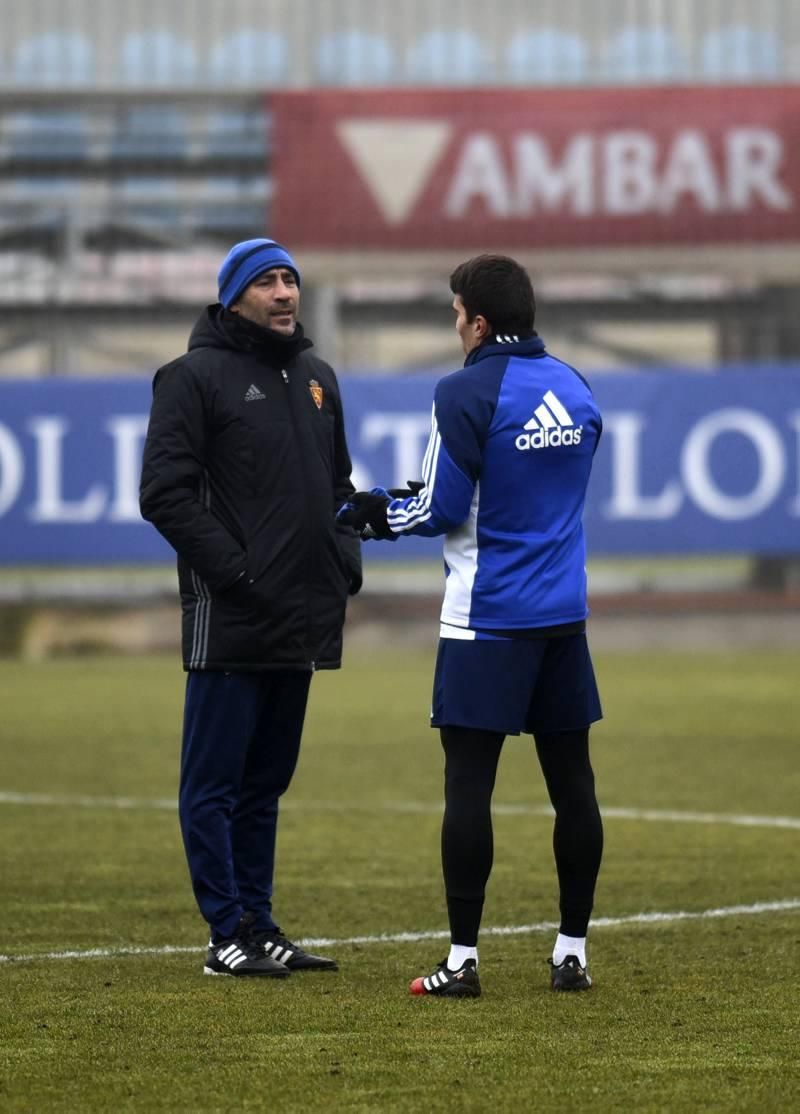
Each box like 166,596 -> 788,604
336,119 -> 452,225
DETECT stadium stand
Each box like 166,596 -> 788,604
0,4 -> 795,91
111,107 -> 189,161
13,31 -> 95,87
4,110 -> 90,161
405,29 -> 493,85
8,175 -> 79,225
701,26 -> 781,81
315,31 -> 396,86
505,30 -> 589,84
120,31 -> 198,88
189,176 -> 266,233
112,177 -> 183,235
0,0 -> 797,378
208,30 -> 289,87
603,26 -> 688,82
205,109 -> 267,160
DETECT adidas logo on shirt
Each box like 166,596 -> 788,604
515,390 -> 583,451
244,384 -> 266,402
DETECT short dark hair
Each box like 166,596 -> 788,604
449,254 -> 536,335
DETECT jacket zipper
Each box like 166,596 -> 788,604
280,366 -> 315,669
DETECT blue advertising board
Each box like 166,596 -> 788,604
0,369 -> 799,563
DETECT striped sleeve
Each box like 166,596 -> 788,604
386,380 -> 482,537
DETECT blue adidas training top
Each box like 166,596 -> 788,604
386,335 -> 602,636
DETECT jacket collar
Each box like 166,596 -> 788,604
465,333 -> 545,367
222,308 -> 314,363
188,303 -> 314,364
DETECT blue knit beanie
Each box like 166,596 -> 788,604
217,238 -> 301,308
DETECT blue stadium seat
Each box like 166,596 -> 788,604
604,26 -> 687,82
193,206 -> 266,236
315,31 -> 395,85
173,177 -> 267,236
112,107 -> 189,159
8,178 -> 80,233
13,32 -> 95,86
701,26 -> 781,81
205,110 -> 267,159
12,177 -> 80,201
4,111 -> 90,160
406,30 -> 493,85
505,30 -> 588,84
195,177 -> 243,201
118,176 -> 178,194
114,177 -> 182,229
208,31 -> 289,86
121,31 -> 198,87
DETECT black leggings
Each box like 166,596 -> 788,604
440,725 -> 603,945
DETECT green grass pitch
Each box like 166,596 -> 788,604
1,647 -> 799,1111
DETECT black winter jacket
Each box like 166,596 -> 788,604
139,305 -> 361,672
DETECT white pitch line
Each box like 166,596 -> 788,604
1,790 -> 800,831
0,899 -> 798,967
0,791 -> 176,811
596,806 -> 800,831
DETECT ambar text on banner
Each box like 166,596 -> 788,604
272,88 -> 800,251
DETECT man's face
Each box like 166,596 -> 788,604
453,294 -> 487,356
230,267 -> 299,335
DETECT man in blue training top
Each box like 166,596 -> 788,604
338,254 -> 604,998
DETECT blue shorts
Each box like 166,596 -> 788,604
431,634 -> 602,736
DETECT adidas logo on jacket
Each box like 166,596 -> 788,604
516,389 -> 583,450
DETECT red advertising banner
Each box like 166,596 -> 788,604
272,88 -> 800,251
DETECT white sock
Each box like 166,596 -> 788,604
447,944 -> 478,971
552,933 -> 586,968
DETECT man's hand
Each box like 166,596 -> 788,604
336,489 -> 397,541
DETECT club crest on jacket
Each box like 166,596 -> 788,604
309,379 -> 323,410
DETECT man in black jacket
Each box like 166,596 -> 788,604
140,238 -> 361,977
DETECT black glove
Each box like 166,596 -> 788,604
336,490 -> 396,541
387,479 -> 424,499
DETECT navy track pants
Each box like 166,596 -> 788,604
179,669 -> 312,942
